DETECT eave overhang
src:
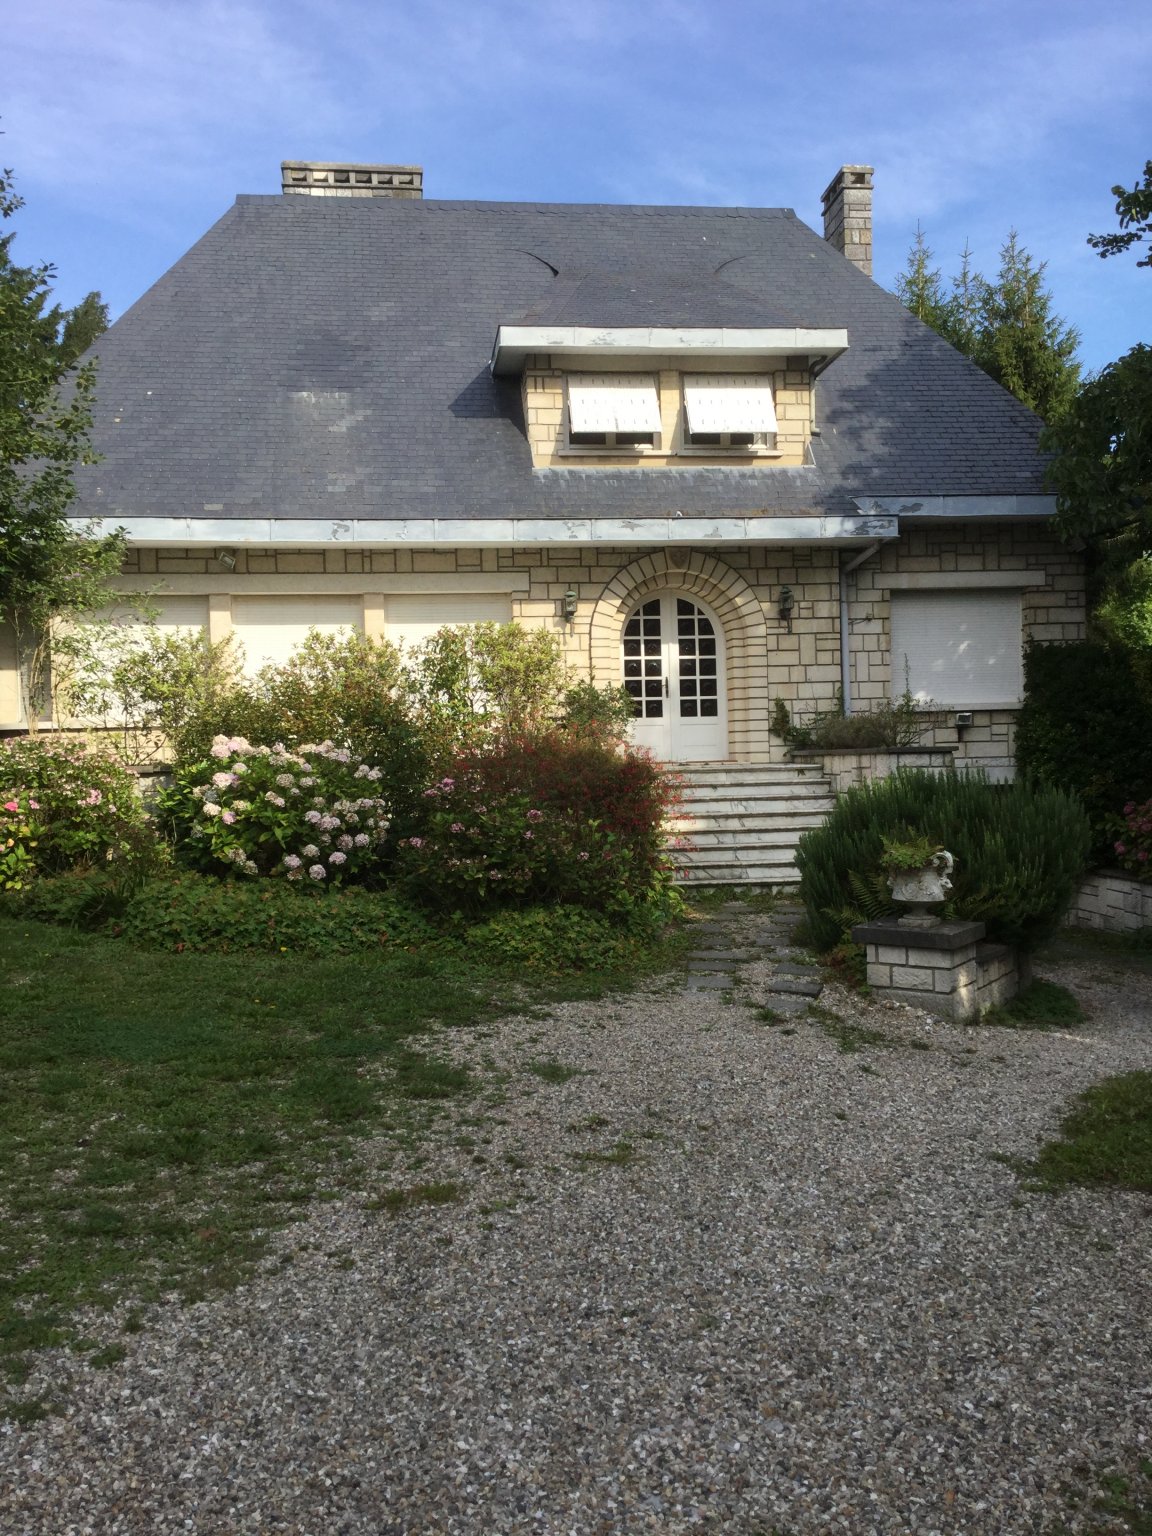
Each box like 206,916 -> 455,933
69,513 -> 897,549
490,325 -> 850,376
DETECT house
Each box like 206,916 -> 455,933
0,160 -> 1085,878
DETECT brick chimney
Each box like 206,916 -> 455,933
820,165 -> 874,276
281,162 -> 423,199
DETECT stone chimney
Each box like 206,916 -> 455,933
281,162 -> 423,199
820,165 -> 874,276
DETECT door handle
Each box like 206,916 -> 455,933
664,676 -> 669,698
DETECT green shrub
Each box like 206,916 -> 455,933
405,622 -> 569,747
1016,638 -> 1152,862
394,728 -> 678,915
157,736 -> 390,883
458,904 -> 652,973
776,690 -> 933,751
53,617 -> 245,766
7,866 -> 142,927
0,736 -> 158,881
559,679 -> 636,739
240,631 -> 433,835
116,874 -> 436,954
795,768 -> 1091,953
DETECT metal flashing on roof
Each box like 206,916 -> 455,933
490,324 -> 849,375
71,514 -> 899,548
854,495 -> 1057,522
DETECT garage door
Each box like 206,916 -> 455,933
385,595 -> 512,652
230,595 -> 363,674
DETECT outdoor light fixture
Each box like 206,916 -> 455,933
562,589 -> 579,621
777,584 -> 795,631
214,547 -> 238,571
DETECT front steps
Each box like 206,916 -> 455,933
666,761 -> 834,887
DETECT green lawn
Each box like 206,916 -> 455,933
0,916 -> 571,1418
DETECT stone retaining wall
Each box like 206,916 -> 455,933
1064,871 -> 1152,934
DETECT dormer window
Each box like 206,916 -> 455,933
682,375 -> 778,452
565,375 -> 661,451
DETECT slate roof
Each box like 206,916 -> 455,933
73,194 -> 1049,525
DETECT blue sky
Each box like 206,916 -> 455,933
6,0 -> 1150,373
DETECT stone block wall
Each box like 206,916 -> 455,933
1064,871 -> 1152,934
854,919 -> 1023,1021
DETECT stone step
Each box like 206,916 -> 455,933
670,817 -> 828,843
676,864 -> 801,886
675,761 -> 825,779
675,841 -> 808,866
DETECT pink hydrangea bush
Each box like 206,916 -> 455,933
1113,798 -> 1152,880
0,736 -> 154,886
160,736 -> 389,883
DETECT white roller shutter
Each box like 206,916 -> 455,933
231,595 -> 362,673
567,375 -> 661,433
99,596 -> 210,635
683,375 -> 777,434
386,595 -> 512,651
890,589 -> 1023,707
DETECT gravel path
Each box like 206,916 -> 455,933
3,907 -> 1151,1535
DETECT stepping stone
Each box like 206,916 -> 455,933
685,973 -> 735,991
691,921 -> 731,936
719,901 -> 752,913
765,976 -> 823,998
759,993 -> 811,1019
774,961 -> 822,976
688,950 -> 758,965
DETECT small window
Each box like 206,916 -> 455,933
566,375 -> 661,450
682,375 -> 777,451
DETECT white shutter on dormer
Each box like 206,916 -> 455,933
567,375 -> 661,433
683,375 -> 777,434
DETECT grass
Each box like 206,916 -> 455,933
1022,1071 -> 1152,1194
525,1058 -> 582,1085
1049,1458 -> 1152,1535
981,979 -> 1087,1031
0,912 -> 651,1420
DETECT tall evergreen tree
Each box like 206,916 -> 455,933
58,290 -> 110,366
894,228 -> 1081,421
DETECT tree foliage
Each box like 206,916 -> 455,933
1088,159 -> 1152,271
0,167 -> 121,724
1043,343 -> 1152,546
895,228 -> 1081,420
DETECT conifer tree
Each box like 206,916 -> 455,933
894,229 -> 1081,421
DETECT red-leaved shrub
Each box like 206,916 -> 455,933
394,729 -> 678,914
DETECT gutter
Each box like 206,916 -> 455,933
839,541 -> 881,716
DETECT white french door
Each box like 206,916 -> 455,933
622,592 -> 728,761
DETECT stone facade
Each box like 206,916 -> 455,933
5,523 -> 1085,765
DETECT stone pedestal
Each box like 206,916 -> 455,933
851,918 -> 1022,1022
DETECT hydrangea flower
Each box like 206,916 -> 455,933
264,792 -> 286,808
308,864 -> 326,880
211,771 -> 234,789
353,833 -> 370,847
276,774 -> 295,788
304,810 -> 323,824
329,851 -> 347,866
302,844 -> 320,858
526,809 -> 544,822
337,834 -> 354,851
283,854 -> 302,869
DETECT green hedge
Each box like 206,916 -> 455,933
1015,638 -> 1152,862
795,768 -> 1091,953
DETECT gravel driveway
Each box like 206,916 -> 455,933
3,909 -> 1151,1535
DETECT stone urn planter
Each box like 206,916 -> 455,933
880,839 -> 955,929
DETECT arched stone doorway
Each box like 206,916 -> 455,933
589,550 -> 769,761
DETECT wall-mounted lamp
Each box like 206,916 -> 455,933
214,547 -> 238,571
777,584 -> 795,632
561,589 -> 579,622
954,710 -> 973,739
